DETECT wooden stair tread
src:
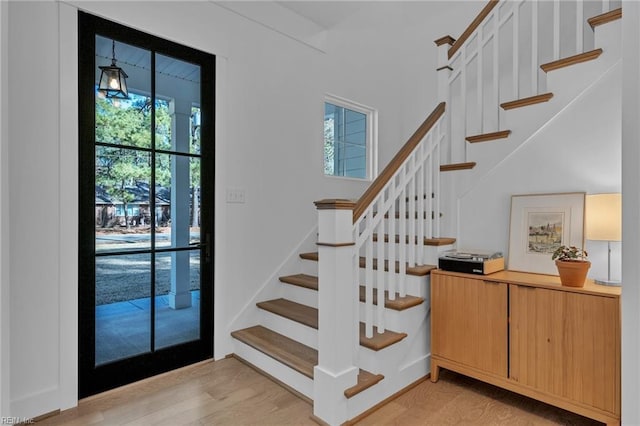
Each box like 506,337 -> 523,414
358,257 -> 436,277
231,325 -> 317,379
279,274 -> 318,291
373,233 -> 456,246
359,286 -> 424,311
359,323 -> 408,351
299,252 -> 436,277
257,298 -> 318,329
256,298 -> 408,350
440,162 -> 476,172
278,274 -> 423,310
588,8 -> 621,29
540,48 -> 603,73
500,93 -> 554,110
345,369 -> 384,398
299,252 -> 319,262
465,130 -> 511,143
425,237 -> 457,246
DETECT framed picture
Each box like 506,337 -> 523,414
508,192 -> 585,275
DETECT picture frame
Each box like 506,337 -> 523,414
508,192 -> 585,275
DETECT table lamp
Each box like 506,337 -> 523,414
585,193 -> 621,286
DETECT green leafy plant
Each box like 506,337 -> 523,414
551,245 -> 588,262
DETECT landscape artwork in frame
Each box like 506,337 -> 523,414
508,192 -> 585,275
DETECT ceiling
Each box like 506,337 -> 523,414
96,35 -> 201,84
95,1 -> 370,81
276,1 -> 366,29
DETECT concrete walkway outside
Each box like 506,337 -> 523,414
96,290 -> 200,365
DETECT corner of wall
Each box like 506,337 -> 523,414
0,0 -> 10,418
57,2 -> 79,411
621,2 -> 640,424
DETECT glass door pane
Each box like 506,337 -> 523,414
153,53 -> 202,349
94,36 -> 152,366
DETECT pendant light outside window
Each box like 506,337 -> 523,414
98,40 -> 129,99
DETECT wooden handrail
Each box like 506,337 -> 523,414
352,102 -> 446,223
448,0 -> 500,59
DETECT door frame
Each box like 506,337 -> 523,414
78,11 -> 215,398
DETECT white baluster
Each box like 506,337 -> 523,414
602,0 -> 610,13
399,184 -> 407,297
388,191 -> 396,300
477,33 -> 484,134
494,10 -> 501,128
365,216 -> 374,338
461,47 -> 468,162
531,0 -> 538,95
408,168 -> 416,267
577,0 -> 584,55
554,0 -> 561,60
426,140 -> 434,240
513,3 -> 520,100
417,161 -> 426,265
376,214 -> 385,333
435,129 -> 442,238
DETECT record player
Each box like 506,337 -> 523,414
438,250 -> 504,275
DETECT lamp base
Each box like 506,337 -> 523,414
594,278 -> 621,287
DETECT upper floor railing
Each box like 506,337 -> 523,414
437,0 -> 621,164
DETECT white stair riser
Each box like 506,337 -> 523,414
257,309 -> 318,350
232,339 -> 314,399
300,258 -> 319,276
279,283 -> 318,309
594,18 -> 621,61
545,45 -> 619,104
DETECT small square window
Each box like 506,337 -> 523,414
324,96 -> 376,180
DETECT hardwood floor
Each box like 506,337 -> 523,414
39,357 -> 601,425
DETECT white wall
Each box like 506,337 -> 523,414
621,2 -> 640,423
324,2 -> 480,170
0,0 -> 10,417
7,1 -> 62,417
2,0 -> 480,418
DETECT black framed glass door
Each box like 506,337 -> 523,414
78,12 -> 214,397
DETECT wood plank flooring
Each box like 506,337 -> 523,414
38,357 -> 602,425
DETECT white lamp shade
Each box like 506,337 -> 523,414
585,193 -> 622,241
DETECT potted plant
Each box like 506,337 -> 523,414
551,245 -> 591,287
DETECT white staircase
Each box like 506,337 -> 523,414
230,1 -> 622,424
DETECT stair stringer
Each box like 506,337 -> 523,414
464,19 -> 621,192
226,226 -> 318,345
346,279 -> 431,419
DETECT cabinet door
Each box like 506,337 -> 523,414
509,285 -> 620,415
431,274 -> 508,377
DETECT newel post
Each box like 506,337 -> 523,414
434,35 -> 455,164
312,199 -> 359,425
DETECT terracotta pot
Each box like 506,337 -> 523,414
555,260 -> 591,287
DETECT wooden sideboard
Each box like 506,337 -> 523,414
431,269 -> 621,425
